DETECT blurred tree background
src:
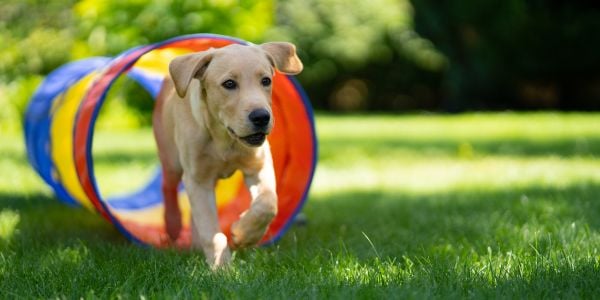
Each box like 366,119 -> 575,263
411,0 -> 600,112
1,0 -> 599,132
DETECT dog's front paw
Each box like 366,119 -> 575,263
207,233 -> 232,270
230,205 -> 276,248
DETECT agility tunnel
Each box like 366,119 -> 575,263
24,34 -> 317,247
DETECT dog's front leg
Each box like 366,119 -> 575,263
182,175 -> 231,269
231,154 -> 278,248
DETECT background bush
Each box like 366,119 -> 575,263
265,0 -> 446,111
1,0 -> 599,133
0,0 -> 274,130
411,0 -> 600,111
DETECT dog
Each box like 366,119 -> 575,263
152,42 -> 303,268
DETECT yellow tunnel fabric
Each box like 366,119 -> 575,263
50,73 -> 99,210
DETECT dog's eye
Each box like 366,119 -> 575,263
261,77 -> 272,87
222,79 -> 237,90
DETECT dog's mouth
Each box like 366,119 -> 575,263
228,127 -> 267,147
241,132 -> 266,146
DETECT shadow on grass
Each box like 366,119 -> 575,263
92,150 -> 158,165
1,183 -> 599,297
219,180 -> 600,298
319,136 -> 600,161
281,181 -> 600,259
2,181 -> 599,257
0,192 -> 125,249
0,150 -> 28,164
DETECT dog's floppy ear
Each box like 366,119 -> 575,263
260,42 -> 303,75
169,51 -> 213,98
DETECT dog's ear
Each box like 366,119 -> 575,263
169,51 -> 213,98
260,42 -> 303,75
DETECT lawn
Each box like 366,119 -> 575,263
1,112 -> 600,298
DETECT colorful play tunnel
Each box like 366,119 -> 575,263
24,34 -> 317,247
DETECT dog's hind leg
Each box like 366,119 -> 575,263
153,81 -> 184,241
162,168 -> 182,241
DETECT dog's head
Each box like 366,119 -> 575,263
169,42 -> 303,147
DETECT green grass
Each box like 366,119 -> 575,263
1,112 -> 600,298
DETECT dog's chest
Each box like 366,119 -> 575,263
216,163 -> 238,179
197,142 -> 262,181
207,152 -> 251,180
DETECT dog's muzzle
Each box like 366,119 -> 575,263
249,109 -> 271,129
228,127 -> 267,147
241,132 -> 266,146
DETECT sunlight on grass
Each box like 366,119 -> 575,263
0,144 -> 45,194
313,156 -> 600,195
314,112 -> 600,196
92,129 -> 158,196
42,244 -> 90,267
0,210 -> 20,243
317,113 -> 600,141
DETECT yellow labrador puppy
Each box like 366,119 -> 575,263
153,42 -> 303,268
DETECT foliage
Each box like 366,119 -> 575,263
72,0 -> 273,58
0,0 -> 76,80
267,0 -> 446,110
0,0 -> 274,132
411,0 -> 600,111
0,76 -> 43,134
2,113 -> 600,297
0,0 -> 446,127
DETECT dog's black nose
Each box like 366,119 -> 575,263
249,109 -> 270,128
